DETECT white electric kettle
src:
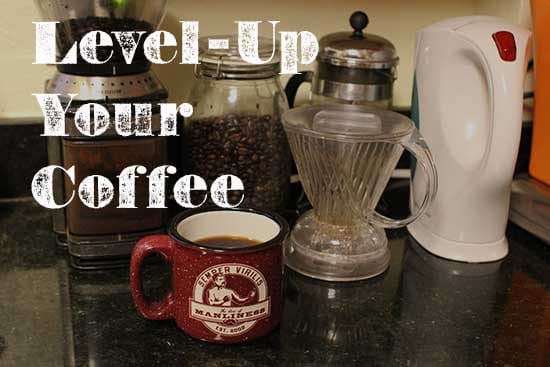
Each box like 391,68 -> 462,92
408,16 -> 531,262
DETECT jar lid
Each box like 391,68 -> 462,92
196,35 -> 280,79
318,11 -> 399,69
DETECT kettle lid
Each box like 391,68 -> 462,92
318,11 -> 399,69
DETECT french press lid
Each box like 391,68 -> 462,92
318,11 -> 399,69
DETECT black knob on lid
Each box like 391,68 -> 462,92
350,11 -> 369,38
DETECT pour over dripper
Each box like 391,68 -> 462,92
35,0 -> 167,75
282,104 -> 437,281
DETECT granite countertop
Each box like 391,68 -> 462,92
0,198 -> 549,367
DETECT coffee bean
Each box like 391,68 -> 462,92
184,114 -> 291,212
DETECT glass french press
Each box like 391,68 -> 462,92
285,11 -> 399,108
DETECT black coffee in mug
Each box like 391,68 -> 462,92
195,236 -> 262,248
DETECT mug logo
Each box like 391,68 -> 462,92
190,263 -> 270,337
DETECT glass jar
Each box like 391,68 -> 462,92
185,36 -> 291,212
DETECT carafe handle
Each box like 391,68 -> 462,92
284,71 -> 313,108
370,129 -> 438,229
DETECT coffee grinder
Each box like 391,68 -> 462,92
35,0 -> 170,269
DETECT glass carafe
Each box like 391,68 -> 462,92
284,11 -> 398,109
282,104 -> 437,281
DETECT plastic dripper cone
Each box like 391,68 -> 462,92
283,106 -> 406,226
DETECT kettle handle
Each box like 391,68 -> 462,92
370,129 -> 438,229
454,24 -> 530,192
284,71 -> 313,108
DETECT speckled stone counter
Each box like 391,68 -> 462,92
0,199 -> 549,367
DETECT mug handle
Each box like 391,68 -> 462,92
370,129 -> 438,229
130,235 -> 175,320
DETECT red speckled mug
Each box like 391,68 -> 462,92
130,207 -> 288,343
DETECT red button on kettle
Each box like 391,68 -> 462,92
492,31 -> 516,62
